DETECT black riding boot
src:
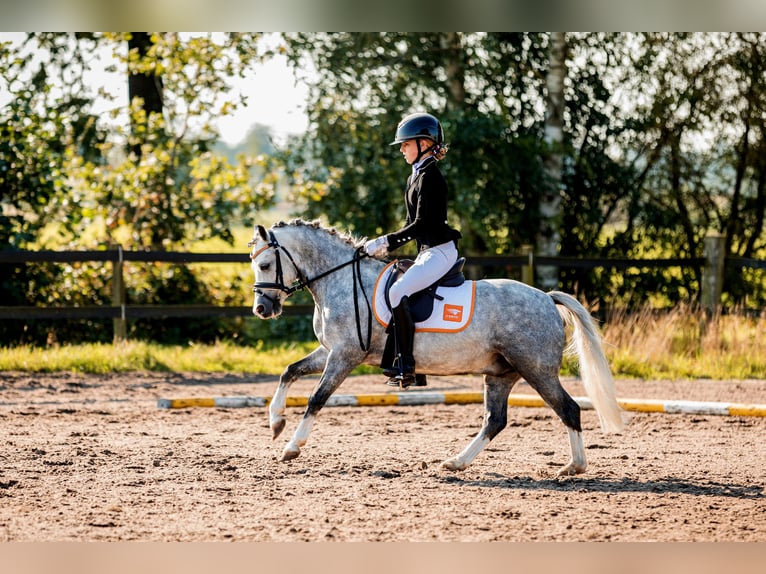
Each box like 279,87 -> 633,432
383,296 -> 417,388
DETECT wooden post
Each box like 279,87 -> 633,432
112,245 -> 127,342
521,244 -> 534,286
701,233 -> 725,317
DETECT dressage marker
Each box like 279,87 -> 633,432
157,392 -> 766,417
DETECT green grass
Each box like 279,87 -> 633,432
0,340 -> 380,376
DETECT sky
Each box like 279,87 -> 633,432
216,55 -> 309,146
0,32 -> 310,147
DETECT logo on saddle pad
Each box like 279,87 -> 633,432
443,304 -> 464,323
372,261 -> 476,333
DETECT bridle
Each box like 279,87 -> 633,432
249,230 -> 308,300
249,229 -> 373,351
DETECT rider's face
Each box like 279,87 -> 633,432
400,139 -> 421,165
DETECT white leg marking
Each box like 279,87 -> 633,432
281,413 -> 315,461
441,435 -> 491,471
558,428 -> 587,476
269,391 -> 287,439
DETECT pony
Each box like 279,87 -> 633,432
249,219 -> 625,476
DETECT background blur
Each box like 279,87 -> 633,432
4,6 -> 766,348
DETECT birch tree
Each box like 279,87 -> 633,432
537,32 -> 567,290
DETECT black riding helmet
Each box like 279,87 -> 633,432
389,112 -> 444,146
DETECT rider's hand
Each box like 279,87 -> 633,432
364,236 -> 389,258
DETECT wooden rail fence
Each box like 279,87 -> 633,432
1,235 -> 764,341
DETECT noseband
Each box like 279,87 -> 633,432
249,230 -> 372,351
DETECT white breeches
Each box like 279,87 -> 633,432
388,240 -> 458,308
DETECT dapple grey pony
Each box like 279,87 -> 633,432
249,219 -> 625,476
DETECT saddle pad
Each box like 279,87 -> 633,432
372,261 -> 476,333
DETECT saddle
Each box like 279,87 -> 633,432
380,257 -> 467,373
383,257 -> 466,322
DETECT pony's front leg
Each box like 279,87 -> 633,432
281,352 -> 357,462
441,375 -> 514,471
270,346 -> 329,440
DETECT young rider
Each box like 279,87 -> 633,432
364,112 -> 462,387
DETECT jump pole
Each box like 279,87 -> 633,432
156,392 -> 766,417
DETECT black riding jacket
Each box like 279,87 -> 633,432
385,157 -> 462,252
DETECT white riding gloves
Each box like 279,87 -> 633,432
364,235 -> 389,258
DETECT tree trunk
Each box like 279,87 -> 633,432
440,32 -> 466,110
536,32 -> 567,291
127,32 -> 164,158
439,33 -> 483,259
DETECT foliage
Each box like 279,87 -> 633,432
587,33 -> 766,309
278,33 -> 553,255
0,34 -> 106,342
5,33 -> 766,346
59,32 -> 277,251
279,32 -> 766,310
1,33 -> 279,344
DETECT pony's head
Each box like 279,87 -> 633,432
248,224 -> 300,319
248,219 -> 369,319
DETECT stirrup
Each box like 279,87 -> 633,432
382,366 -> 400,378
386,371 -> 426,389
382,354 -> 412,379
386,372 -> 417,389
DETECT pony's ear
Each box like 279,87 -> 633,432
255,224 -> 268,241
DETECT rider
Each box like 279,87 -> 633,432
364,112 -> 462,387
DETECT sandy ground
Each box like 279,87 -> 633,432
0,370 -> 764,542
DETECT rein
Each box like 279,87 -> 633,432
250,231 -> 373,352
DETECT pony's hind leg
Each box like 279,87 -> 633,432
441,374 -> 517,471
270,346 -> 328,440
526,374 -> 587,476
561,427 -> 586,477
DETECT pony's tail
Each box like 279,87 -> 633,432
549,291 -> 626,434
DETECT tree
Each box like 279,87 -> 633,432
127,32 -> 164,159
537,32 -> 567,290
279,32 -> 552,258
6,32 -> 766,345
0,32 -> 281,343
278,32 -> 766,309
0,33 -> 111,342
1,33 -> 100,250
73,32 -> 276,251
601,33 -> 766,307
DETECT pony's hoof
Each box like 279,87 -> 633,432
271,418 -> 286,440
557,461 -> 586,476
440,458 -> 467,471
280,447 -> 300,462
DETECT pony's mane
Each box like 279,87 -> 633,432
272,218 -> 364,249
